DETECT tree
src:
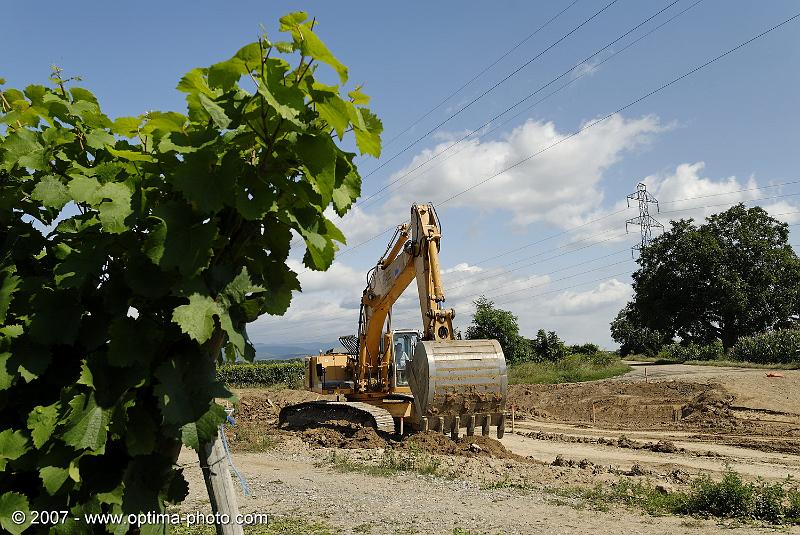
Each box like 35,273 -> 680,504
630,204 -> 800,350
530,329 -> 566,362
466,297 -> 530,364
609,303 -> 671,357
0,12 -> 381,534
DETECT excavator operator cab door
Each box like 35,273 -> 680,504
391,330 -> 419,387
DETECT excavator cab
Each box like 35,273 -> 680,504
390,330 -> 418,388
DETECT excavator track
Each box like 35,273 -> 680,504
278,401 -> 396,434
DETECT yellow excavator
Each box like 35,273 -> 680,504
279,203 -> 508,439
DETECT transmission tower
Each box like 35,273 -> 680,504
625,182 -> 663,256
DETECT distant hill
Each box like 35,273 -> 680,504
252,341 -> 343,361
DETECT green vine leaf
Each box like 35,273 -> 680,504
171,293 -> 220,344
27,403 -> 59,449
0,429 -> 29,470
31,175 -> 70,209
62,393 -> 112,452
180,403 -> 226,450
0,492 -> 31,535
40,466 -> 70,495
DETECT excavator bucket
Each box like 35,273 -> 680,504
407,339 -> 508,439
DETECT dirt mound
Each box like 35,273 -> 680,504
397,431 -> 515,459
232,389 -> 333,425
292,425 -> 517,458
300,426 -> 390,449
508,380 -> 735,430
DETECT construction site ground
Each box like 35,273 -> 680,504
178,362 -> 800,534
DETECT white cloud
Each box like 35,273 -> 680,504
548,279 -> 633,316
379,114 -> 663,228
645,162 -> 800,226
562,162 -> 800,243
329,114 -> 664,247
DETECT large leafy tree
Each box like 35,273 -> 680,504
629,204 -> 800,349
466,297 -> 530,364
0,12 -> 381,534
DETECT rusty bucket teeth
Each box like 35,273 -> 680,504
408,339 -> 508,439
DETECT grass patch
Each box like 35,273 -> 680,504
628,355 -> 800,369
230,423 -> 278,452
496,468 -> 800,525
509,353 -> 631,385
325,445 -> 447,478
488,468 -> 800,525
171,516 -> 335,535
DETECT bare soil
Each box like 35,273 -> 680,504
178,364 -> 800,534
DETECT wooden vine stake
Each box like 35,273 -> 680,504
199,432 -> 244,535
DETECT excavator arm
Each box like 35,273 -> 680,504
356,204 -> 455,390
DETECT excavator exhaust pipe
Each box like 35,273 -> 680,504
407,339 -> 508,439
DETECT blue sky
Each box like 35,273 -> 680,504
7,1 -> 800,347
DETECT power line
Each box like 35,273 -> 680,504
358,0 -> 621,184
260,252 -> 637,335
292,0 -> 703,257
358,0 -> 688,209
447,229 -> 629,288
489,269 -> 634,308
435,10 -> 800,209
460,258 -> 634,303
659,178 -> 800,204
381,0 -> 582,149
660,191 -> 800,215
448,246 -> 631,292
467,208 -> 631,268
389,263 -> 636,325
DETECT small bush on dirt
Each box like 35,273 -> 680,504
508,352 -> 630,384
680,470 -> 754,519
658,341 -> 725,362
730,328 -> 800,364
786,486 -> 800,523
217,361 -> 305,388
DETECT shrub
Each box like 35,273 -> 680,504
217,361 -> 305,388
681,470 -> 754,519
659,341 -> 724,362
568,343 -> 600,355
610,303 -> 671,357
730,329 -> 800,364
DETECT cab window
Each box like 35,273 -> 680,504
392,332 -> 418,386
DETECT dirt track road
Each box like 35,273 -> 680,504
178,363 -> 800,534
179,447 -> 796,535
